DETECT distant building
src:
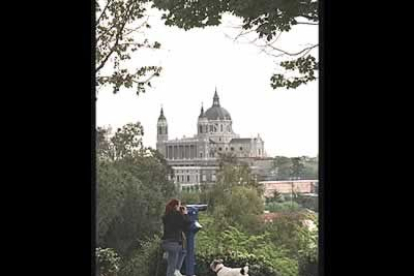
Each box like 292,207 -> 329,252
156,89 -> 266,187
260,210 -> 317,230
260,180 -> 318,197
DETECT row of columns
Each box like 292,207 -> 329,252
166,144 -> 198,159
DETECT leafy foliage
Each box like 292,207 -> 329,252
118,235 -> 165,276
96,247 -> 121,276
266,201 -> 301,212
96,123 -> 318,276
265,211 -> 318,262
152,0 -> 317,34
180,190 -> 201,205
271,55 -> 318,89
196,216 -> 298,276
203,154 -> 265,233
217,153 -> 262,191
295,194 -> 318,212
272,156 -> 318,180
291,157 -> 305,180
96,0 -> 162,95
97,122 -> 176,256
152,0 -> 318,90
272,156 -> 293,180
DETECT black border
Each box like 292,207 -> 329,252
319,0 -> 325,274
8,0 -> 94,273
91,0 -> 97,273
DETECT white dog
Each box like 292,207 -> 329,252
210,259 -> 249,276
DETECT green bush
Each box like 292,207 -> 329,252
296,195 -> 318,212
118,235 -> 165,276
196,251 -> 279,276
266,201 -> 301,212
195,249 -> 298,276
196,221 -> 298,276
180,191 -> 201,204
96,247 -> 121,276
299,254 -> 318,276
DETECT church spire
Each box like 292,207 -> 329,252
213,87 -> 220,106
199,102 -> 205,118
158,106 -> 166,121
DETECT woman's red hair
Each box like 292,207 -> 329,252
165,199 -> 180,215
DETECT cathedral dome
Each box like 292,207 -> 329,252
204,90 -> 232,121
204,106 -> 231,120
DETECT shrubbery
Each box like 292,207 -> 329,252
96,247 -> 121,276
196,217 -> 299,276
118,235 -> 165,276
96,124 -> 318,276
266,201 -> 301,212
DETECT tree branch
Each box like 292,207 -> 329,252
299,15 -> 318,21
266,44 -> 318,56
123,16 -> 150,36
134,68 -> 161,84
96,24 -> 117,46
262,48 -> 286,58
96,0 -> 112,25
234,28 -> 257,41
295,21 -> 318,25
96,2 -> 134,73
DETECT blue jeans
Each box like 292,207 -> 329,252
162,241 -> 186,276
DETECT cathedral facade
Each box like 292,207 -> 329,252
156,89 -> 266,186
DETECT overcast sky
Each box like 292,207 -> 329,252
96,8 -> 319,158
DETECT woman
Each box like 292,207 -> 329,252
162,199 -> 191,276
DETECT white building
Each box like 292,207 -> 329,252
156,89 -> 266,186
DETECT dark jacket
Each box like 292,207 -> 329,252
162,210 -> 191,243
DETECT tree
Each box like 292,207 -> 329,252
97,160 -> 137,245
301,157 -> 318,180
180,189 -> 201,204
296,194 -> 318,212
272,156 -> 292,180
217,153 -> 262,192
96,0 -> 162,95
271,156 -> 318,180
196,216 -> 299,276
96,122 -> 176,256
206,153 -> 265,233
265,211 -> 317,262
290,157 -> 305,180
152,0 -> 318,90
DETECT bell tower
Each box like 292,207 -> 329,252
197,103 -> 208,137
156,107 -> 168,155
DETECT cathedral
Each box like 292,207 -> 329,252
156,89 -> 266,186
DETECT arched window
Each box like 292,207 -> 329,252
199,125 -> 202,133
